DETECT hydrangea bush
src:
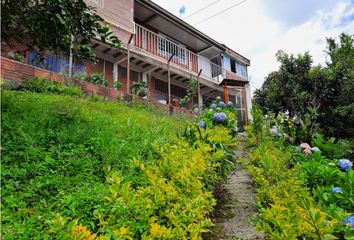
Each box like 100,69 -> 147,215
197,97 -> 238,137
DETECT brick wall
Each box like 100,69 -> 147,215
1,57 -> 192,116
75,80 -> 122,101
1,57 -> 64,83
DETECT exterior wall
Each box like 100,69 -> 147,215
1,57 -> 65,83
85,0 -> 134,44
84,57 -> 114,87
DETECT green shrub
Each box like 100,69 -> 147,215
1,90 -> 186,239
18,77 -> 82,97
1,91 -> 238,239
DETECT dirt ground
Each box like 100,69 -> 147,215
204,134 -> 265,240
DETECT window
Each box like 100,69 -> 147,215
236,62 -> 247,78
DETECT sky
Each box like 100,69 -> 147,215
151,0 -> 354,93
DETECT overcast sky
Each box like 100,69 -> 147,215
151,0 -> 354,93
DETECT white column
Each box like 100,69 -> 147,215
245,83 -> 253,122
113,63 -> 118,83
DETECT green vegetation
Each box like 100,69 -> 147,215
1,90 -> 186,239
254,33 -> 354,139
245,107 -> 354,239
2,0 -> 120,61
1,87 -> 238,239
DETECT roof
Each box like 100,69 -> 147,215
136,0 -> 250,65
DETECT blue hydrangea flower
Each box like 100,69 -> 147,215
338,159 -> 353,172
343,216 -> 354,228
213,112 -> 227,122
331,187 -> 343,194
276,132 -> 282,138
210,103 -> 217,109
198,121 -> 206,129
219,101 -> 225,108
216,96 -> 221,100
296,147 -> 302,153
227,101 -> 233,106
220,112 -> 227,121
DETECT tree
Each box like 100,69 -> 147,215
322,33 -> 354,137
254,50 -> 313,118
1,0 -> 121,61
254,33 -> 354,139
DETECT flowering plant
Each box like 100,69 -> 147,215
331,187 -> 343,194
213,112 -> 227,122
338,159 -> 353,172
343,216 -> 354,228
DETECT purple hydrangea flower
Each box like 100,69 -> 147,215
216,96 -> 221,100
227,101 -> 233,107
213,112 -> 227,122
198,121 -> 206,129
338,159 -> 353,172
210,103 -> 217,109
219,101 -> 225,108
331,187 -> 343,194
343,216 -> 354,228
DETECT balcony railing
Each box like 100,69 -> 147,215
133,24 -> 245,84
134,24 -> 198,73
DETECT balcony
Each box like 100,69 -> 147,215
134,24 -> 198,73
133,24 -> 244,84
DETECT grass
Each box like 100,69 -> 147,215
1,90 -> 187,239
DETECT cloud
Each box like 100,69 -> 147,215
249,0 -> 354,92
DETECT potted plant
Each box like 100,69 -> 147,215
172,98 -> 180,107
131,81 -> 148,98
114,81 -> 123,90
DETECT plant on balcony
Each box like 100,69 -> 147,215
114,81 -> 123,90
172,98 -> 180,107
131,81 -> 148,98
179,77 -> 198,109
74,72 -> 108,87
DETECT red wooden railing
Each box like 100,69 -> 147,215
134,24 -> 198,73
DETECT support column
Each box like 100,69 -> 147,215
197,69 -> 203,112
223,82 -> 229,102
113,63 -> 118,83
126,34 -> 134,95
167,54 -> 175,112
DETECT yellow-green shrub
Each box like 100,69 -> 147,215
50,126 -> 234,239
245,141 -> 339,239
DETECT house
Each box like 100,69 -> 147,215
2,0 -> 252,125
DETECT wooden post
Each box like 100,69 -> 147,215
167,54 -> 175,110
127,34 -> 134,94
197,69 -> 202,111
223,82 -> 229,102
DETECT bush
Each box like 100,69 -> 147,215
74,72 -> 108,87
245,108 -> 354,238
1,91 -> 238,239
18,77 -> 82,97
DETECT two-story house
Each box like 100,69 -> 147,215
4,0 -> 252,125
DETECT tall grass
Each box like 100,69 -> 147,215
1,90 -> 186,239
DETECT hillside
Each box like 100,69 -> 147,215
1,90 -> 187,239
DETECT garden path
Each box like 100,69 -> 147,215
204,133 -> 265,240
